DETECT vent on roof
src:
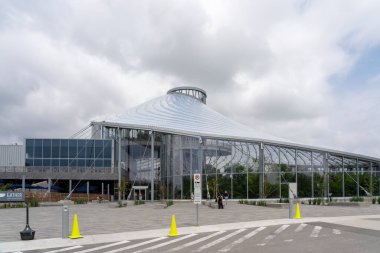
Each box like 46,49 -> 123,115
167,86 -> 207,104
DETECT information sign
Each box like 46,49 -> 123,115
0,192 -> 25,202
193,173 -> 202,204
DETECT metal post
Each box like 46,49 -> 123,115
311,151 -> 314,198
259,143 -> 264,198
151,131 -> 155,202
62,206 -> 69,238
87,181 -> 89,202
196,203 -> 199,226
356,158 -> 359,197
107,184 -> 110,201
22,175 -> 25,193
342,157 -> 345,198
102,182 -> 104,196
118,128 -> 121,202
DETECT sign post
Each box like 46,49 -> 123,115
193,173 -> 202,226
288,183 -> 297,219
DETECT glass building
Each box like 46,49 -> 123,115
90,87 -> 380,200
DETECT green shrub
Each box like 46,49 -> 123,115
74,199 -> 87,205
316,198 -> 322,205
238,199 -> 244,204
28,198 -> 39,207
377,197 -> 380,204
166,200 -> 173,207
308,199 -> 312,205
312,198 -> 317,205
350,196 -> 364,202
243,200 -> 248,204
257,201 -> 267,206
134,200 -> 145,205
373,198 -> 376,204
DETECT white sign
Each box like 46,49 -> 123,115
193,173 -> 202,204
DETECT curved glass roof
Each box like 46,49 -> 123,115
99,87 -> 379,161
106,87 -> 289,144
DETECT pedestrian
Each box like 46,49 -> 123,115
217,193 -> 224,209
223,191 -> 229,206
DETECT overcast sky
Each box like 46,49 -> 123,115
1,0 -> 379,158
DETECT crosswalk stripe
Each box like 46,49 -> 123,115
74,241 -> 129,253
171,231 -> 226,251
295,223 -> 307,232
195,228 -> 246,252
219,227 -> 266,252
257,224 -> 289,246
105,237 -> 167,253
44,246 -> 83,253
310,226 -> 322,238
132,234 -> 197,253
333,229 -> 341,235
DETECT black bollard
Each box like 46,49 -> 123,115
20,202 -> 35,240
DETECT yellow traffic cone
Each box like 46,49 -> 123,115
294,202 -> 302,219
168,215 -> 179,237
69,214 -> 83,239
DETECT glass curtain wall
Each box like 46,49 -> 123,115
114,128 -> 380,200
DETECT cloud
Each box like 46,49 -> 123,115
0,0 -> 380,158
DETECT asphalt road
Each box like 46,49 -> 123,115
19,222 -> 380,253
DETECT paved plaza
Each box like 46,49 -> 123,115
1,201 -> 380,243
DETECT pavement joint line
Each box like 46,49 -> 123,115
2,214 -> 380,253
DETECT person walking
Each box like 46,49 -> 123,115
217,193 -> 224,209
223,191 -> 229,206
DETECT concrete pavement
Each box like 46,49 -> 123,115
1,201 -> 380,252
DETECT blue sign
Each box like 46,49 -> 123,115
0,192 -> 25,202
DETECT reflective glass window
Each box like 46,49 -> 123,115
78,140 -> 86,158
95,140 -> 104,159
104,159 -> 111,167
43,139 -> 52,158
60,140 -> 68,158
86,159 -> 94,167
51,159 -> 59,167
25,139 -> 34,158
86,140 -> 95,159
77,159 -> 86,167
69,140 -> 78,158
60,159 -> 68,167
104,140 -> 112,158
43,159 -> 51,166
34,139 -> 43,158
25,159 -> 33,166
95,159 -> 103,167
34,159 -> 42,166
52,139 -> 60,158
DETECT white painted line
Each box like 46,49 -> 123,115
333,229 -> 341,235
195,229 -> 246,252
284,239 -> 293,242
171,231 -> 225,251
295,223 -> 307,232
44,246 -> 83,253
257,224 -> 289,246
132,234 -> 197,253
219,227 -> 266,252
74,241 -> 129,253
310,226 -> 322,238
106,237 -> 167,253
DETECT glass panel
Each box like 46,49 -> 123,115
248,173 -> 260,198
25,159 -> 33,166
25,139 -> 34,159
51,159 -> 59,167
358,160 -> 371,196
52,139 -> 60,158
43,139 -> 51,158
95,159 -> 103,167
104,159 -> 111,167
329,155 -> 343,197
34,139 -> 43,158
60,159 -> 68,167
78,140 -> 86,158
233,172 -> 247,199
86,159 -> 94,167
77,159 -> 86,167
344,157 -> 357,197
86,140 -> 95,159
43,159 -> 51,166
104,141 -> 112,159
60,140 -> 68,159
95,140 -> 104,159
34,159 -> 42,166
69,139 -> 78,159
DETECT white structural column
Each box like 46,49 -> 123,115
151,131 -> 154,202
